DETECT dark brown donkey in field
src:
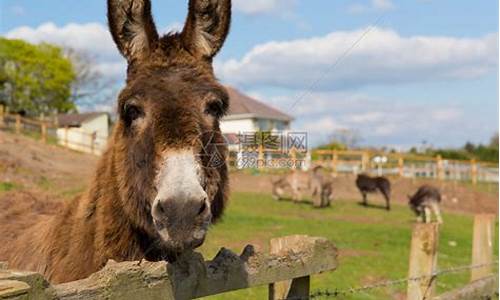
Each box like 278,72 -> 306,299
0,0 -> 231,283
355,174 -> 391,210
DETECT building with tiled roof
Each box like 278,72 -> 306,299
221,86 -> 293,134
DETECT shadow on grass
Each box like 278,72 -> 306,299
273,196 -> 332,209
356,201 -> 391,211
274,196 -> 310,205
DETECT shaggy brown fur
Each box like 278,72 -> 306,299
408,185 -> 443,223
0,0 -> 231,283
310,166 -> 333,208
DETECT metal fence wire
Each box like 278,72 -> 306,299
283,261 -> 498,300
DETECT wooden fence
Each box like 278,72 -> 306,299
229,146 -> 498,184
0,108 -> 106,155
313,150 -> 499,184
1,106 -> 498,182
406,214 -> 497,300
0,236 -> 337,300
0,215 -> 497,300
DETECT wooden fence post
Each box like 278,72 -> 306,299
64,126 -> 69,147
398,156 -> 404,177
90,135 -> 96,154
289,147 -> 297,170
470,214 -> 495,282
411,163 -> 417,184
0,105 -> 4,128
361,152 -> 369,172
470,159 -> 478,186
258,143 -> 264,169
407,223 -> 440,300
436,155 -> 444,180
15,114 -> 21,134
269,235 -> 310,300
331,150 -> 338,176
41,123 -> 47,143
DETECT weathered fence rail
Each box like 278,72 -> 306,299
0,236 -> 337,300
0,214 -> 497,300
313,150 -> 498,184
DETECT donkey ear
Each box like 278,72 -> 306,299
107,0 -> 159,62
181,0 -> 231,60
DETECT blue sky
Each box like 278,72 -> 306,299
1,0 -> 498,148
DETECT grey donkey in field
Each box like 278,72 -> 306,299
272,166 -> 333,208
355,174 -> 391,210
408,185 -> 443,224
310,166 -> 333,208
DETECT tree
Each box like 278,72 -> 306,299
464,141 -> 476,153
489,132 -> 499,149
0,38 -> 76,116
329,128 -> 362,149
65,48 -> 116,108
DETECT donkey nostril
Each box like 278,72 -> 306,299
155,201 -> 166,216
197,202 -> 207,216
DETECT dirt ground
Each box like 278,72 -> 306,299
0,130 -> 497,215
0,131 -> 98,201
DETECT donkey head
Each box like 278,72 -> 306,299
107,0 -> 231,258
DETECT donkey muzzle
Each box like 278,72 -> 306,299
152,150 -> 211,250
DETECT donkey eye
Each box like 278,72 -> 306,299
204,101 -> 224,118
123,104 -> 143,125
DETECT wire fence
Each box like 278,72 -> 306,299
282,261 -> 498,300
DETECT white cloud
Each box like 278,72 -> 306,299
233,0 -> 297,15
4,22 -> 126,111
431,108 -> 463,121
348,0 -> 395,14
257,89 -> 472,146
94,61 -> 127,78
302,116 -> 344,133
6,22 -> 117,58
345,112 -> 384,123
216,27 -> 498,90
372,0 -> 395,11
348,4 -> 370,14
6,21 -> 186,55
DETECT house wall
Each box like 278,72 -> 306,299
81,114 -> 109,138
255,118 -> 290,131
56,114 -> 109,155
221,117 -> 290,133
220,119 -> 256,133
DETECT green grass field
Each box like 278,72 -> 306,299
198,192 -> 498,300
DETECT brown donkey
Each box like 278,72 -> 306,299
0,0 -> 231,283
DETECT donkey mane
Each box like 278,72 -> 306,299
0,0 -> 231,283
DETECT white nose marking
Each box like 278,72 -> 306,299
154,150 -> 206,206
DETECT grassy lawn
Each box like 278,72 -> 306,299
198,192 -> 498,300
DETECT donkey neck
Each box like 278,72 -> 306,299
75,148 -> 138,262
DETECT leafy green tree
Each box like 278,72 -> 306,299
489,132 -> 499,149
421,133 -> 499,163
0,38 -> 76,116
